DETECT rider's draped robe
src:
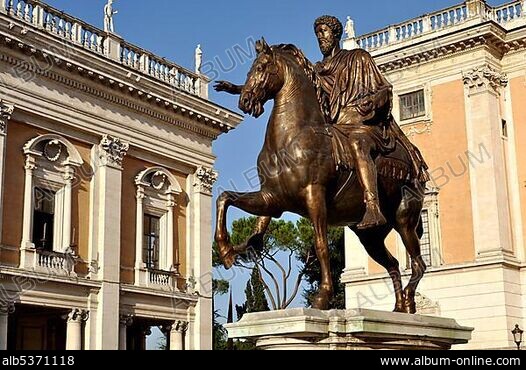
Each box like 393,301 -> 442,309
313,48 -> 429,184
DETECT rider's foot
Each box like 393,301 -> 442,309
357,201 -> 387,229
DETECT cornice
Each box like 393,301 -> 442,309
0,23 -> 243,140
374,22 -> 526,73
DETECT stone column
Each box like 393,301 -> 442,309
92,135 -> 129,350
134,186 -> 145,284
119,315 -> 133,350
20,156 -> 36,270
463,65 -> 514,262
62,167 -> 75,251
66,309 -> 88,351
189,167 -> 216,350
166,194 -> 175,271
170,321 -> 188,351
0,102 -> 14,247
0,302 -> 14,351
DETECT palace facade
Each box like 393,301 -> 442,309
343,0 -> 526,349
0,0 -> 242,350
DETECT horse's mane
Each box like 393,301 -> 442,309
271,44 -> 317,85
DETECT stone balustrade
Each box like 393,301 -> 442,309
34,249 -> 77,276
356,0 -> 524,52
0,0 -> 206,98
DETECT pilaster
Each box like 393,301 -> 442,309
91,134 -> 129,350
0,101 -> 13,247
462,65 -> 515,263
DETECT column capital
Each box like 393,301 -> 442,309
0,101 -> 14,136
98,134 -> 129,169
463,64 -> 508,94
193,166 -> 218,195
172,320 -> 189,333
66,308 -> 89,323
0,301 -> 15,315
119,314 -> 134,327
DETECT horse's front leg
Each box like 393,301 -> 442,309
304,185 -> 332,310
215,191 -> 279,269
233,216 -> 272,255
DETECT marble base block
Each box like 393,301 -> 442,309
225,308 -> 473,350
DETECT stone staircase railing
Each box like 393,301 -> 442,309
0,0 -> 206,98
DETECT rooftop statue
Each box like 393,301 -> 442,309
214,16 -> 429,313
104,0 -> 118,33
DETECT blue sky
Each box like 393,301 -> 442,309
45,0 -> 503,332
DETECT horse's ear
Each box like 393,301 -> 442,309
256,37 -> 271,55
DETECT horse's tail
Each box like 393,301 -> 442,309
416,215 -> 424,239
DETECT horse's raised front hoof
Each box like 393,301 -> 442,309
221,250 -> 236,270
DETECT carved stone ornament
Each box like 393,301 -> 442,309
66,308 -> 89,323
151,171 -> 167,190
194,166 -> 218,194
463,65 -> 508,92
43,140 -> 63,162
99,134 -> 129,168
0,100 -> 14,135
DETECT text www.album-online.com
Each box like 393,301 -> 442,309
379,356 -> 520,366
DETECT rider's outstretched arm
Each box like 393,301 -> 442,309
214,81 -> 244,95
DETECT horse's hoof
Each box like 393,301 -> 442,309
222,251 -> 236,270
393,305 -> 405,313
403,302 -> 417,314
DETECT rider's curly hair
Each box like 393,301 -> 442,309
314,15 -> 343,41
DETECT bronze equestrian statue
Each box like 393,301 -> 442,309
214,16 -> 430,313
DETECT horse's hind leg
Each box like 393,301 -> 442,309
215,191 -> 279,269
354,225 -> 404,312
394,193 -> 426,314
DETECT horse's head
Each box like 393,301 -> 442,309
239,38 -> 284,118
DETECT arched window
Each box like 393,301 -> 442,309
20,134 -> 83,273
134,167 -> 182,288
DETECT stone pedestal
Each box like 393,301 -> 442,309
226,308 -> 473,350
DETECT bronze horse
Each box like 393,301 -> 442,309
215,39 -> 427,313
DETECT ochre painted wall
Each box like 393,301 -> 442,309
120,156 -> 187,284
510,76 -> 526,256
369,79 -> 476,273
408,79 -> 475,265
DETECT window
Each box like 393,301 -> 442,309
21,135 -> 83,257
134,167 -> 182,284
32,187 -> 55,251
143,214 -> 161,270
400,90 -> 426,121
401,187 -> 442,270
502,119 -> 508,138
419,210 -> 432,267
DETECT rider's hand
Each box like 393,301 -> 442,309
357,97 -> 374,116
214,81 -> 235,93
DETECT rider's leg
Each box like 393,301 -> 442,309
349,135 -> 387,229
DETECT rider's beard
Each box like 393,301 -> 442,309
319,39 -> 335,56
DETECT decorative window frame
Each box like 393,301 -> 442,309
397,186 -> 443,270
19,134 -> 83,275
134,167 -> 182,289
393,83 -> 433,134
